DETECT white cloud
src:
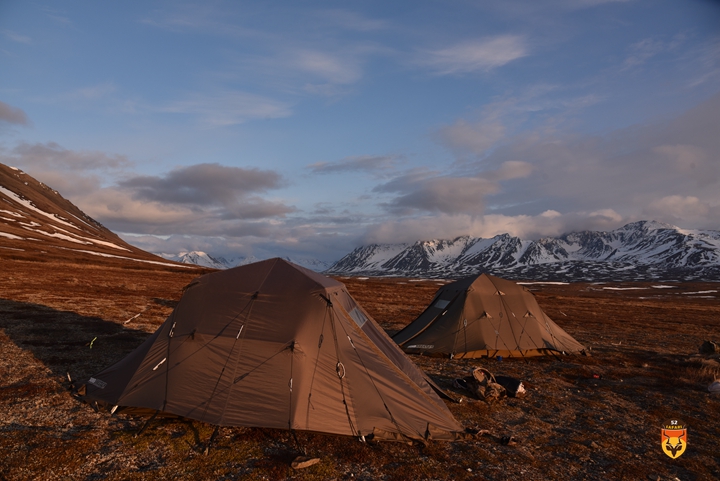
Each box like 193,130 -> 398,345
119,163 -> 286,206
437,119 -> 506,156
316,9 -> 389,32
6,142 -> 131,172
384,176 -> 497,215
77,188 -> 198,228
643,195 -> 714,225
292,49 -> 362,85
417,35 -> 528,75
488,160 -> 534,181
2,142 -> 300,238
653,144 -> 716,186
73,82 -> 117,100
2,30 -> 32,44
470,94 -> 720,216
433,90 -> 606,161
0,101 -> 29,125
139,4 -> 374,98
308,155 -> 402,175
40,7 -> 72,25
359,93 -> 720,245
363,209 -> 633,245
540,209 -> 562,219
622,38 -> 669,71
160,91 -> 293,126
138,3 -> 261,37
234,44 -> 372,98
0,142 -> 131,197
373,160 -> 534,216
687,38 -> 720,87
587,209 -> 623,223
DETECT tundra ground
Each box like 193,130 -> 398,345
1,258 -> 719,480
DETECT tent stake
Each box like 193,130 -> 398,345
135,410 -> 159,437
291,429 -> 307,456
204,425 -> 220,455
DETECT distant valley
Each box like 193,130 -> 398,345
158,251 -> 331,272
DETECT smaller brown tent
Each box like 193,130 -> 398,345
393,273 -> 586,358
85,258 -> 466,442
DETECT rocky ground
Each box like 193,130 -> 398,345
1,258 -> 719,480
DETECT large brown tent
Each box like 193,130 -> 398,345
85,258 -> 465,442
393,273 -> 586,358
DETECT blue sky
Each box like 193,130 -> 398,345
1,0 -> 719,262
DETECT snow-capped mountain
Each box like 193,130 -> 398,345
286,256 -> 333,272
159,250 -> 331,272
158,251 -> 258,270
326,221 -> 720,281
0,163 -> 189,269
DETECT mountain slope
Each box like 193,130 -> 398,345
0,163 -> 193,269
327,221 -> 720,281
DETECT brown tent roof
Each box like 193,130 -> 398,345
393,273 -> 586,358
85,258 -> 465,442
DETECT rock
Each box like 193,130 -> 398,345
699,340 -> 718,354
291,456 -> 320,469
709,380 -> 720,395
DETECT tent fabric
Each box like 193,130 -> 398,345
392,273 -> 586,359
85,258 -> 465,442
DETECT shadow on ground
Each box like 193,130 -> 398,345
0,298 -> 153,383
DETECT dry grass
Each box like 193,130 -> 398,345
1,259 -> 719,480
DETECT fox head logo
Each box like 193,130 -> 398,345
661,420 -> 687,459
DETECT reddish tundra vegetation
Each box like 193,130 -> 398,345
1,253 -> 719,480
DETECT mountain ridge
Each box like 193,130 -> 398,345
326,220 -> 720,281
0,163 -> 193,270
